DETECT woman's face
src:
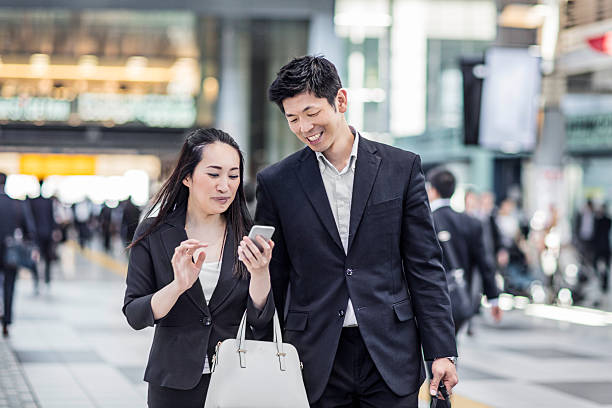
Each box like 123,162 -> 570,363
182,142 -> 241,216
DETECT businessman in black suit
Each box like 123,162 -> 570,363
426,167 -> 502,334
0,173 -> 36,337
256,56 -> 457,406
29,180 -> 58,287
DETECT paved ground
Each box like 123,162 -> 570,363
2,238 -> 612,408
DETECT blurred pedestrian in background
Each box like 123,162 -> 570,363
593,202 -> 611,294
29,179 -> 58,291
0,172 -> 37,337
495,198 -> 534,296
574,199 -> 596,265
99,202 -> 115,253
123,128 -> 274,408
426,167 -> 502,335
464,188 -> 481,217
73,198 -> 93,248
121,196 -> 141,247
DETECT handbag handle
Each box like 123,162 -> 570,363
235,309 -> 287,371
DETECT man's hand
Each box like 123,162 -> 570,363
490,305 -> 503,322
430,358 -> 458,400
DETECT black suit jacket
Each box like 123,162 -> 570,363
0,192 -> 36,267
123,206 -> 274,390
29,196 -> 56,242
255,136 -> 457,402
431,205 -> 500,302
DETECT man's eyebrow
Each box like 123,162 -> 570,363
285,105 -> 316,117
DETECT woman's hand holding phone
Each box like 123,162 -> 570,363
239,226 -> 275,277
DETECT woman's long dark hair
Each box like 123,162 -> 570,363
129,128 -> 253,278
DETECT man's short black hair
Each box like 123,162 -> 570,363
268,55 -> 343,113
427,167 -> 456,199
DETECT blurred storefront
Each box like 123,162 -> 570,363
338,0 -> 558,216
0,0 -> 339,203
339,0 -> 504,206
557,4 -> 612,214
0,0 -> 339,185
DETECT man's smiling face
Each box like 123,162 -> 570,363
282,90 -> 347,154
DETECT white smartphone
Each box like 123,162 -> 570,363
247,225 -> 275,252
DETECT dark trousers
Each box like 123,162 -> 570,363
311,327 -> 419,408
38,238 -> 54,284
1,267 -> 17,326
593,251 -> 610,293
148,374 -> 211,408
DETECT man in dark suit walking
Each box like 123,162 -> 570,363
593,203 -> 611,293
0,173 -> 36,336
256,56 -> 457,407
426,167 -> 502,334
29,179 -> 58,288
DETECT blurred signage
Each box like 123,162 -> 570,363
479,47 -> 541,153
587,32 -> 612,55
0,97 -> 71,121
566,113 -> 612,152
20,154 -> 96,178
78,93 -> 196,127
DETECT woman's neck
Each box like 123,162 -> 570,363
185,202 -> 225,232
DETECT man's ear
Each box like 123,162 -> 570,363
336,89 -> 348,113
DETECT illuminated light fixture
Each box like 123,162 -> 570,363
126,56 -> 148,78
30,53 -> 50,76
78,55 -> 98,77
587,32 -> 612,55
202,76 -> 219,101
168,58 -> 199,95
334,13 -> 391,27
498,4 -> 546,29
172,57 -> 197,73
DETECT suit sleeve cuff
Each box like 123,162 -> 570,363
246,291 -> 275,330
124,293 -> 155,330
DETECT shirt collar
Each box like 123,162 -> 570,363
430,198 -> 451,212
316,127 -> 359,175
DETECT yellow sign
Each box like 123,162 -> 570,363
19,154 -> 96,178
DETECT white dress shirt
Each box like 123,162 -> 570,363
315,132 -> 360,327
199,260 -> 221,373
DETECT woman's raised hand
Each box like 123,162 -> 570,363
171,239 -> 208,293
238,235 -> 274,277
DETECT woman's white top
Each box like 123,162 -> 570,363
199,260 -> 222,374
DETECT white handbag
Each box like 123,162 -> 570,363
204,310 -> 310,408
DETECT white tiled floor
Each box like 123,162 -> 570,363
4,240 -> 612,408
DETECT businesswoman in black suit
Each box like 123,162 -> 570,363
123,128 -> 275,408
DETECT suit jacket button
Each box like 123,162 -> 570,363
204,318 -> 212,326
346,269 -> 353,276
338,309 -> 345,317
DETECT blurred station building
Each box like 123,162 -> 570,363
0,0 -> 611,221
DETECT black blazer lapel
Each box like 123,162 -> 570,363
348,137 -> 381,251
295,148 -> 344,252
207,225 -> 239,314
161,207 -> 209,316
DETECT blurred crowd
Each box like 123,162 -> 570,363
464,189 -> 611,312
0,174 -> 142,336
2,171 -> 612,338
